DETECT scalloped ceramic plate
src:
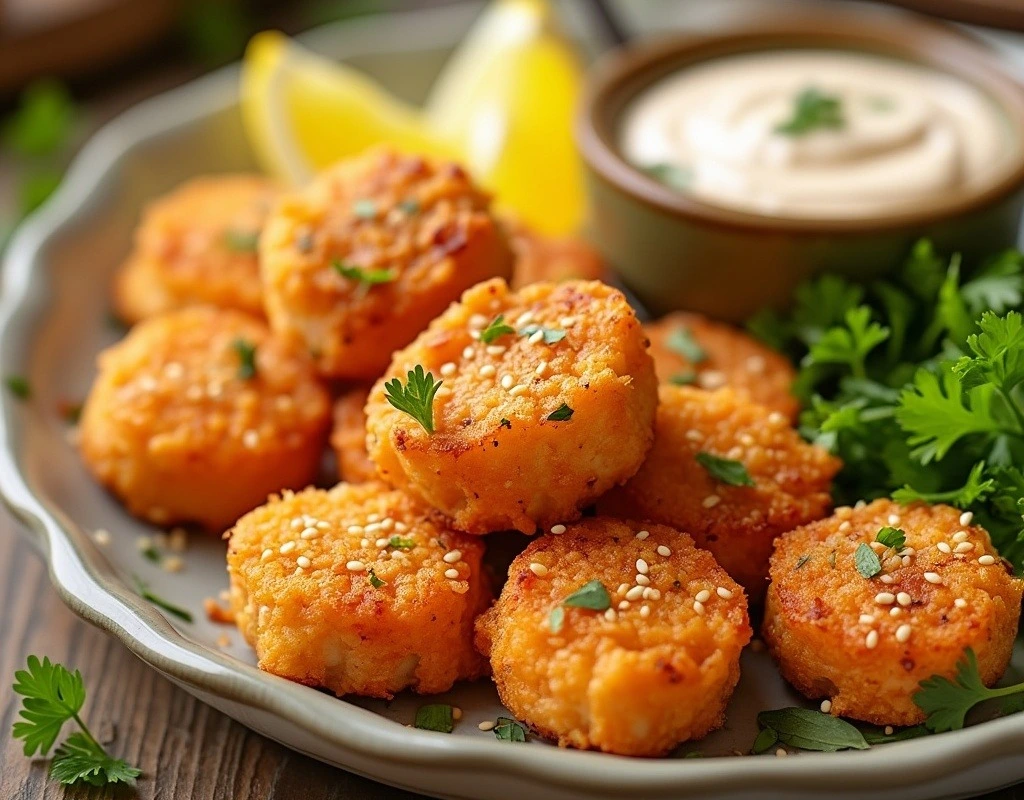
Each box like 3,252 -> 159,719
2,4 -> 1024,799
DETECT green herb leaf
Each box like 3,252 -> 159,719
892,462 -> 995,508
368,567 -> 385,588
5,375 -> 30,400
398,198 -> 420,215
333,260 -> 397,294
854,543 -> 882,579
133,576 -> 193,623
224,230 -> 259,253
775,87 -> 845,136
795,555 -> 810,570
860,724 -> 931,744
875,526 -> 906,551
912,648 -> 1024,732
757,708 -> 869,751
665,327 -> 707,364
20,170 -> 62,215
414,704 -> 454,734
480,315 -> 516,344
751,726 -> 779,754
352,199 -> 377,219
389,536 -> 416,550
548,606 -> 565,633
50,731 -> 141,786
547,403 -> 574,422
383,365 -> 442,434
519,324 -> 566,345
562,580 -> 611,611
57,401 -> 82,425
642,163 -> 694,191
494,717 -> 527,742
669,371 -> 697,386
2,79 -> 75,157
499,418 -> 512,429
232,338 -> 257,380
804,306 -> 889,380
141,546 -> 161,564
696,452 -> 754,487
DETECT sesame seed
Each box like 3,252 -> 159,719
617,583 -> 629,595
859,614 -> 875,624
880,574 -> 895,584
890,607 -> 902,617
452,708 -> 463,720
954,542 -> 974,554
887,514 -> 901,525
618,600 -> 630,610
642,587 -> 655,600
685,430 -> 704,442
979,555 -> 996,565
625,586 -> 645,601
528,330 -> 544,345
640,605 -> 651,618
445,568 -> 460,580
462,346 -> 475,359
695,589 -> 711,603
635,530 -> 650,540
261,548 -> 273,561
440,362 -> 457,376
551,524 -> 567,535
516,311 -> 535,327
746,355 -> 766,374
716,586 -> 733,600
693,600 -> 705,615
775,748 -> 788,758
767,412 -> 785,425
855,500 -> 867,509
895,624 -> 912,643
702,495 -> 721,508
443,550 -> 463,564
300,527 -> 319,540
901,555 -> 912,567
486,345 -> 506,356
838,521 -> 851,532
93,529 -> 111,546
535,361 -> 548,376
394,522 -> 408,533
636,558 -> 649,575
604,608 -> 617,622
365,522 -> 384,534
952,530 -> 968,543
509,384 -> 529,397
346,560 -> 365,571
903,547 -> 916,556
649,589 -> 662,600
635,574 -> 651,586
820,700 -> 832,713
296,556 -> 311,569
866,631 -> 879,649
470,330 -> 481,341
280,541 -> 296,554
375,537 -> 389,548
500,374 -> 514,390
884,726 -> 894,735
360,538 -> 370,548
559,316 -> 577,327
478,364 -> 496,379
478,720 -> 496,731
290,518 -> 303,529
164,362 -> 184,379
657,545 -> 672,557
874,592 -> 896,605
529,562 -> 548,577
469,313 -> 488,329
954,598 -> 967,608
870,541 -> 887,552
242,429 -> 259,449
924,572 -> 942,585
959,511 -> 973,526
937,542 -> 951,554
897,592 -> 912,607
698,370 -> 727,390
347,525 -> 364,534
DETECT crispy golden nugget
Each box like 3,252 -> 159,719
260,149 -> 514,379
598,385 -> 839,599
366,278 -> 657,534
330,385 -> 377,483
764,500 -> 1024,726
79,307 -> 330,531
114,175 -> 277,322
228,482 -> 490,698
476,518 -> 751,755
645,312 -> 799,421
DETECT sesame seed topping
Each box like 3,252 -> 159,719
478,721 -> 496,731
365,522 -> 383,534
296,556 -> 311,569
500,374 -> 514,390
529,562 -> 548,577
469,313 -> 488,329
954,598 -> 967,608
478,364 -> 496,378
93,529 -> 111,546
649,589 -> 662,600
767,412 -> 785,425
290,518 -> 303,529
895,624 -> 912,643
375,537 -> 390,548
635,574 -> 651,586
635,529 -> 650,540
657,545 -> 672,557
887,514 -> 901,525
443,550 -> 463,564
242,429 -> 259,449
865,631 -> 879,649
636,558 -> 649,575
440,362 -> 457,376
954,542 -> 974,554
897,592 -> 912,607
301,527 -> 320,539
625,586 -> 645,601
559,316 -> 577,327
685,430 -> 704,442
551,524 -> 567,535
695,589 -> 711,603
775,748 -> 788,758
979,555 -> 996,565
617,583 -> 629,595
838,521 -> 851,532
959,511 -> 974,526
937,542 -> 952,554
693,600 -> 705,615
604,608 -> 617,622
820,700 -> 832,713
347,525 -> 364,534
280,541 -> 296,554
698,370 -> 727,390
716,586 -> 733,600
952,530 -> 968,543
924,572 -> 943,585
435,387 -> 452,399
535,361 -> 548,376
875,592 -> 896,605
859,614 -> 875,624
346,560 -> 365,571
445,568 -> 460,580
746,355 -> 766,374
640,605 -> 651,618
509,384 -> 529,397
642,587 -> 655,600
901,555 -> 912,567
528,329 -> 544,345
260,548 -> 273,561
462,346 -> 475,359
360,538 -> 370,548
702,494 -> 721,508
617,600 -> 630,610
884,726 -> 894,735
880,574 -> 895,584
870,541 -> 887,552
486,345 -> 506,356
890,607 -> 902,617
516,311 -> 535,327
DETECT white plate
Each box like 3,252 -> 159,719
1,4 -> 1023,799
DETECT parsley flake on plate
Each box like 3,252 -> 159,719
5,375 -> 30,400
414,704 -> 454,734
493,717 -> 527,742
133,576 -> 193,623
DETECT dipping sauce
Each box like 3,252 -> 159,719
620,50 -> 1017,219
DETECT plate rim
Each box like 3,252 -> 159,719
1,4 -> 1024,798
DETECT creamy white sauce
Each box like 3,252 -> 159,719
620,50 -> 1016,219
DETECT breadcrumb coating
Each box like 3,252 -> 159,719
330,386 -> 377,483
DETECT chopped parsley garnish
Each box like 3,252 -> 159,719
12,655 -> 141,787
499,418 -> 512,429
548,580 -> 611,633
5,375 -> 30,400
547,403 -> 574,422
642,163 -> 694,191
57,400 -> 82,425
669,371 -> 697,386
414,704 -> 454,733
915,648 -> 1024,732
223,229 -> 259,253
828,550 -> 837,569
494,717 -> 527,742
696,452 -> 754,487
383,366 -> 442,434
398,198 -> 420,215
794,555 -> 810,570
352,199 -> 377,219
332,260 -> 397,295
141,546 -> 161,564
479,314 -> 515,344
665,326 -> 707,364
756,708 -> 868,752
132,576 -> 192,623
775,87 -> 845,136
232,338 -> 257,380
875,526 -> 906,551
388,536 -> 415,550
519,324 -> 566,345
548,606 -> 565,633
854,543 -> 882,579
368,567 -> 385,588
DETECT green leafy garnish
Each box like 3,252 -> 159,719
368,567 -> 385,588
499,418 -> 512,429
669,371 -> 697,386
875,526 -> 906,551
414,704 -> 454,733
665,327 -> 707,364
388,536 -> 416,550
480,315 -> 516,344
775,87 -> 845,136
333,260 -> 397,296
224,229 -> 259,253
352,199 -> 377,219
795,555 -> 810,570
519,324 -> 566,345
494,717 -> 527,742
751,726 -> 779,754
696,452 -> 754,487
20,170 -> 62,215
914,648 -> 1024,732
232,338 -> 257,380
547,403 -> 574,422
141,546 -> 161,565
5,375 -> 30,400
854,543 -> 882,579
398,198 -> 420,215
58,401 -> 82,425
133,576 -> 193,623
548,606 -> 565,633
2,80 -> 75,157
756,708 -> 868,752
12,655 -> 141,786
562,580 -> 611,610
383,366 -> 442,434
642,163 -> 694,191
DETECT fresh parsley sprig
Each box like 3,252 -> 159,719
383,365 -> 442,434
915,648 -> 1024,733
12,656 -> 141,787
480,315 -> 515,344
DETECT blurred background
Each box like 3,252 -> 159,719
2,0 -> 1024,250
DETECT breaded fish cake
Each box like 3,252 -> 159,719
260,148 -> 514,379
79,307 -> 330,531
114,175 -> 277,323
475,517 -> 751,755
598,385 -> 839,599
228,482 -> 490,698
645,312 -> 799,421
366,278 -> 657,534
504,218 -> 607,289
330,386 -> 377,483
764,499 -> 1024,726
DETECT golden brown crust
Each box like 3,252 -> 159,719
260,148 -> 514,379
330,386 -> 377,483
114,175 -> 277,323
228,482 -> 491,698
598,385 -> 839,600
476,517 -> 751,755
78,307 -> 330,532
504,217 -> 608,289
366,278 -> 658,534
763,499 -> 1024,725
644,312 -> 799,421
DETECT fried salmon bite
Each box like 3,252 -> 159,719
260,148 -> 514,379
78,307 -> 330,532
763,500 -> 1024,726
598,385 -> 839,599
645,312 -> 799,421
114,175 -> 277,323
227,482 -> 491,698
475,518 -> 751,755
330,386 -> 377,483
503,218 -> 608,289
365,278 -> 658,534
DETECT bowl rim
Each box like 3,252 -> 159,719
577,10 -> 1024,235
